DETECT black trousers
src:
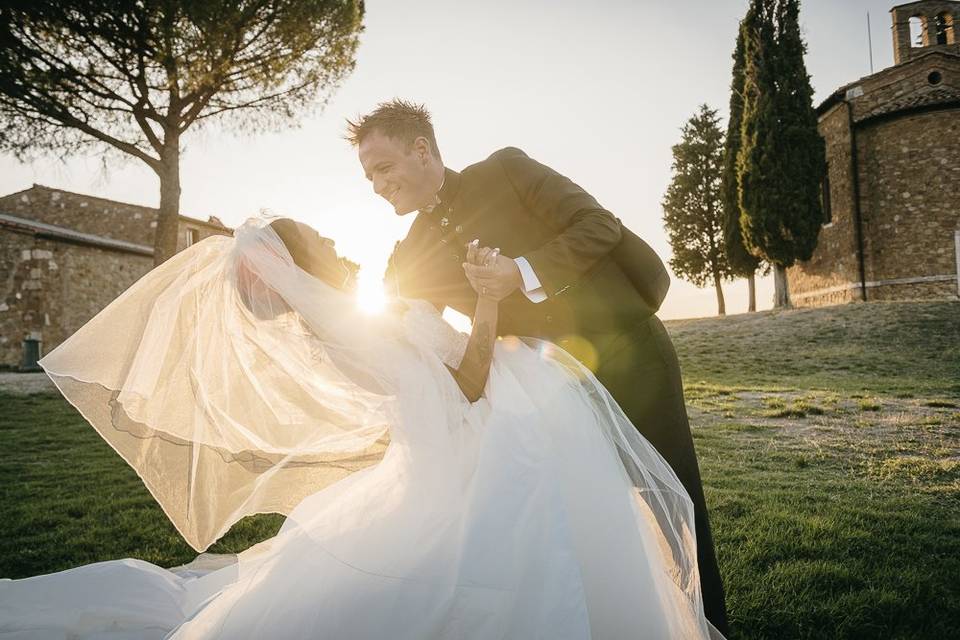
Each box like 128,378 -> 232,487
583,316 -> 729,635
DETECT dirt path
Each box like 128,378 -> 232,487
0,372 -> 56,395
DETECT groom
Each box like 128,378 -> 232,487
348,99 -> 728,633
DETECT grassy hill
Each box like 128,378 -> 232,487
668,299 -> 960,397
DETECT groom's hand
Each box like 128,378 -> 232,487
463,244 -> 522,301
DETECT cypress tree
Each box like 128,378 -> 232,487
662,105 -> 731,316
737,0 -> 825,308
722,12 -> 762,312
738,0 -> 780,296
774,0 -> 827,259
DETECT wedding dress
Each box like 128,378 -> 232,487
0,218 -> 721,639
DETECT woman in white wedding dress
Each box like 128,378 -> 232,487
0,217 -> 722,639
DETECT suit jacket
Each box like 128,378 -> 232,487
387,147 -> 670,342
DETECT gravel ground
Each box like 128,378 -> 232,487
0,372 -> 56,395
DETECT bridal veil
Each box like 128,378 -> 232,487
39,218 -> 401,552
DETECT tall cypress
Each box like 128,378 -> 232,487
722,12 -> 762,312
737,0 -> 778,271
774,0 -> 826,261
737,0 -> 824,308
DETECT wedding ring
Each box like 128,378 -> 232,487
482,286 -> 488,295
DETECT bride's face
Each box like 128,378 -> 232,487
273,220 -> 354,290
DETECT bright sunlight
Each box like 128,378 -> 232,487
356,269 -> 386,314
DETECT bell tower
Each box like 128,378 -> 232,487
891,1 -> 960,64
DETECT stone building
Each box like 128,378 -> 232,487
0,184 -> 231,369
787,0 -> 960,306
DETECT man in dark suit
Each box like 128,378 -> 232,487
348,99 -> 728,634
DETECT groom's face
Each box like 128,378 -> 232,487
358,130 -> 435,216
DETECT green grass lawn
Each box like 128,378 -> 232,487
670,299 -> 960,397
1,300 -> 958,638
673,301 -> 960,638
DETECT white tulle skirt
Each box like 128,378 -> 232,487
1,340 -> 717,639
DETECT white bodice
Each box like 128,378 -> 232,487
400,298 -> 470,369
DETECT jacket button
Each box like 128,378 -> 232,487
545,315 -> 553,323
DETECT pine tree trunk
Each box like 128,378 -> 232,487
154,134 -> 181,266
747,272 -> 756,312
773,264 -> 792,309
714,271 -> 726,316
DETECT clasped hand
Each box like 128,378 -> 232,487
462,240 -> 523,302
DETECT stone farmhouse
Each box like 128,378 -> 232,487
0,184 -> 231,370
787,0 -> 960,306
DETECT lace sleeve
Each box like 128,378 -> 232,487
400,299 -> 470,369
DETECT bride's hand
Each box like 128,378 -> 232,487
466,240 -> 499,268
463,240 -> 519,302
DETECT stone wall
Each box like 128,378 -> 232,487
0,228 -> 152,368
790,285 -> 861,307
786,103 -> 864,305
867,279 -> 958,300
789,104 -> 960,306
857,108 -> 960,296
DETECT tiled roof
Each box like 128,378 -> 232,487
7,184 -> 232,231
817,49 -> 960,115
0,212 -> 154,256
857,86 -> 960,122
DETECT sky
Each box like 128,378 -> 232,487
0,0 -> 899,323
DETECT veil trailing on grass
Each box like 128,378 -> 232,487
39,218 -> 404,552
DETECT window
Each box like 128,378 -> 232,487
909,16 -> 925,47
934,13 -> 954,45
185,228 -> 200,246
821,168 -> 832,226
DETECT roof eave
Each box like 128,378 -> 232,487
0,212 -> 155,257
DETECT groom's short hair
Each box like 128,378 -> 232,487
345,99 -> 441,159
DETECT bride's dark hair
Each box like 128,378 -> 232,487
269,218 -> 352,291
270,218 -> 323,273
235,218 -> 348,320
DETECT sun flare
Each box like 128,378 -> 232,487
356,270 -> 387,314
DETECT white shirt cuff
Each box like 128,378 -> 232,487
514,257 -> 548,303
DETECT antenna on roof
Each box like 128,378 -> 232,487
867,12 -> 875,74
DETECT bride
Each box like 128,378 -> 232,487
0,217 -> 722,639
